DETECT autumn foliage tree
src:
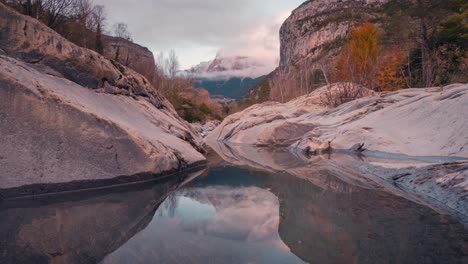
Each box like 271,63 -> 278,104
334,23 -> 408,94
376,48 -> 407,91
335,22 -> 381,90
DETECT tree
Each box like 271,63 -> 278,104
113,22 -> 132,41
95,21 -> 104,54
90,5 -> 105,54
333,22 -> 381,104
1,0 -> 41,18
376,48 -> 407,91
384,0 -> 456,87
41,0 -> 75,29
112,22 -> 132,62
24,0 -> 32,16
166,50 -> 179,79
71,0 -> 93,48
412,0 -> 454,87
439,5 -> 468,48
344,22 -> 381,90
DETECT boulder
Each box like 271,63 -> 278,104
0,55 -> 205,193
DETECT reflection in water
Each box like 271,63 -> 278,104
102,184 -> 304,264
1,165 -> 467,264
0,172 -> 196,264
103,166 -> 468,264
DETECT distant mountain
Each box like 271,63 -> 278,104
194,76 -> 266,101
188,53 -> 273,79
186,53 -> 273,100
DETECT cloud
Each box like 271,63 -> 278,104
94,0 -> 304,69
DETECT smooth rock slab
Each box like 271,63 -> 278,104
0,55 -> 205,191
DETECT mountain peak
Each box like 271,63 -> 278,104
187,54 -> 274,80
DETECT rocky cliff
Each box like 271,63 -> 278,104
279,0 -> 388,70
246,0 -> 388,102
103,35 -> 157,82
0,3 -> 205,195
0,4 -> 165,109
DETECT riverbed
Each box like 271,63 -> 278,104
1,159 -> 467,263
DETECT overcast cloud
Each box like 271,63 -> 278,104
94,0 -> 304,69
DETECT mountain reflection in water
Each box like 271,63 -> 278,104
104,166 -> 468,264
1,163 -> 467,263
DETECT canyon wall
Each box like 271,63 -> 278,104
279,0 -> 388,70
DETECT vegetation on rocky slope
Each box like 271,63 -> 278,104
1,0 -> 226,123
246,0 -> 467,106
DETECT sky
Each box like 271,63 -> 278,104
94,0 -> 305,70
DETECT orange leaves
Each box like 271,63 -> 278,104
335,22 -> 381,90
349,22 -> 381,78
335,22 -> 407,92
376,49 -> 407,91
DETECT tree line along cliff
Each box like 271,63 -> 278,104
244,0 -> 467,106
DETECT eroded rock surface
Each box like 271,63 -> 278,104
0,55 -> 205,191
280,0 -> 388,69
207,83 -> 468,220
209,84 -> 468,158
0,3 -> 205,193
103,35 -> 157,82
0,3 -> 165,109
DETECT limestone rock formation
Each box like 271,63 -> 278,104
279,0 -> 388,69
247,0 -> 388,102
103,35 -> 157,82
207,84 -> 468,219
0,3 -> 205,195
208,84 -> 468,158
0,4 -> 165,110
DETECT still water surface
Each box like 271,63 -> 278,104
1,165 -> 467,264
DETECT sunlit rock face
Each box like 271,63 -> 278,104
220,84 -> 468,213
208,81 -> 468,209
279,0 -> 388,69
0,3 -> 206,192
208,84 -> 468,159
188,54 -> 271,79
0,55 -> 204,191
0,176 -> 182,264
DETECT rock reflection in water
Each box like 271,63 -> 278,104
0,172 -> 197,264
102,184 -> 305,263
1,164 -> 467,264
102,166 -> 468,264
